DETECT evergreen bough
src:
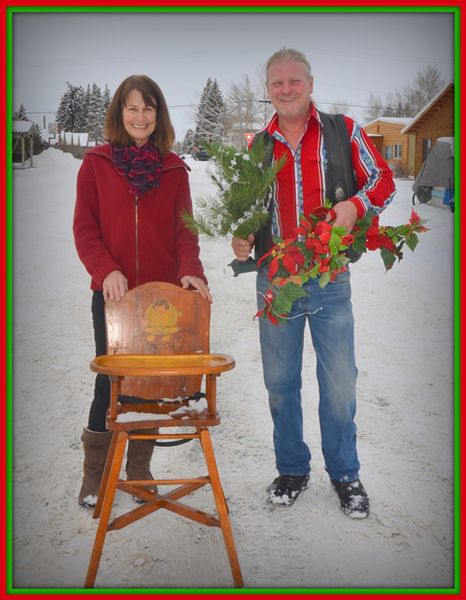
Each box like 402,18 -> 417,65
183,138 -> 286,239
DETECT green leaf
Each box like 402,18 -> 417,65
404,232 -> 419,252
380,248 -> 397,271
319,271 -> 331,287
309,262 -> 321,277
273,283 -> 308,315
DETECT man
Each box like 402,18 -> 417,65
232,48 -> 395,518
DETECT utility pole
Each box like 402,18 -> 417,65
258,99 -> 271,126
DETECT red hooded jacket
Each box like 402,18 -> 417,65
73,144 -> 206,291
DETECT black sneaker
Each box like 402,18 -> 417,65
265,474 -> 310,506
331,479 -> 369,519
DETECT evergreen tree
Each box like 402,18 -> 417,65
102,84 -> 112,113
194,78 -> 226,145
182,128 -> 195,151
81,84 -> 91,129
86,83 -> 105,144
56,82 -> 86,132
13,104 -> 28,121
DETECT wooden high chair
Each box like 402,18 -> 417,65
84,282 -> 243,588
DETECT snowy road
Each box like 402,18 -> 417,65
11,149 -> 455,591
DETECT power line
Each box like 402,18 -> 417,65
25,97 -> 379,117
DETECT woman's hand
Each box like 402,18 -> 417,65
103,270 -> 128,302
180,275 -> 213,303
232,233 -> 255,261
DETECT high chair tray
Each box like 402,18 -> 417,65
91,353 -> 235,376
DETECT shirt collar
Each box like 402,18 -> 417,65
266,102 -> 321,136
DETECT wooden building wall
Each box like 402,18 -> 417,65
407,85 -> 454,176
364,121 -> 411,176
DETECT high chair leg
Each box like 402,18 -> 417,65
199,428 -> 244,588
85,432 -> 128,588
93,431 -> 119,519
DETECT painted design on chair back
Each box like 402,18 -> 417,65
144,298 -> 182,342
105,282 -> 211,400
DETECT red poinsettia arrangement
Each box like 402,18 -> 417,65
256,206 -> 429,324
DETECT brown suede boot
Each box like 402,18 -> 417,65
78,428 -> 113,508
126,429 -> 158,502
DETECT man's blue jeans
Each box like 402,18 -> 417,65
256,267 -> 360,482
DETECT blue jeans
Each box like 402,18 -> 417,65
256,268 -> 360,482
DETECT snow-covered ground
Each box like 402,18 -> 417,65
12,148 -> 455,591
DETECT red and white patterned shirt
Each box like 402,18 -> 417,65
256,104 -> 396,240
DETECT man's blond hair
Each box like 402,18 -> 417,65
265,48 -> 312,84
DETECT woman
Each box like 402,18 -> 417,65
73,74 -> 211,508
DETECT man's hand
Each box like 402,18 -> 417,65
231,233 -> 255,261
102,270 -> 128,302
326,201 -> 358,232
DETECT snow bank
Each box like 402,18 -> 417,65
11,149 -> 455,590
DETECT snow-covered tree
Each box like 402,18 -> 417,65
86,83 -> 105,144
194,78 -> 226,145
13,104 -> 28,121
81,84 -> 91,126
182,128 -> 195,151
102,84 -> 112,115
56,82 -> 86,132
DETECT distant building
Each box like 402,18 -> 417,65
26,112 -> 57,144
401,82 -> 454,177
13,120 -> 35,167
363,117 -> 413,177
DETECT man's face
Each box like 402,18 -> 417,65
267,59 -> 313,121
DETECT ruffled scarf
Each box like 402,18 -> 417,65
111,143 -> 163,194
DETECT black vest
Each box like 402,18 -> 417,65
252,111 -> 360,262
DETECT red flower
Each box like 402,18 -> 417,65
310,206 -> 330,221
409,210 -> 421,225
282,246 -> 306,275
305,236 -> 328,255
317,256 -> 331,273
409,209 -> 429,233
366,225 -> 381,250
379,234 -> 397,252
314,221 -> 332,244
258,239 -> 305,279
296,215 -> 315,236
341,234 -> 354,246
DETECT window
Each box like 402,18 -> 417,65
422,138 -> 432,161
384,145 -> 392,159
393,144 -> 402,159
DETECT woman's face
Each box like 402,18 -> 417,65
122,89 -> 157,146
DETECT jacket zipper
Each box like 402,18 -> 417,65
134,194 -> 139,286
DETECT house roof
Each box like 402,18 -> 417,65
363,117 -> 412,128
401,82 -> 454,134
13,120 -> 34,134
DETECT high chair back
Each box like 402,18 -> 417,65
106,280 -> 209,401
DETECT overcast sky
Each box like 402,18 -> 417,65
13,11 -> 454,140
